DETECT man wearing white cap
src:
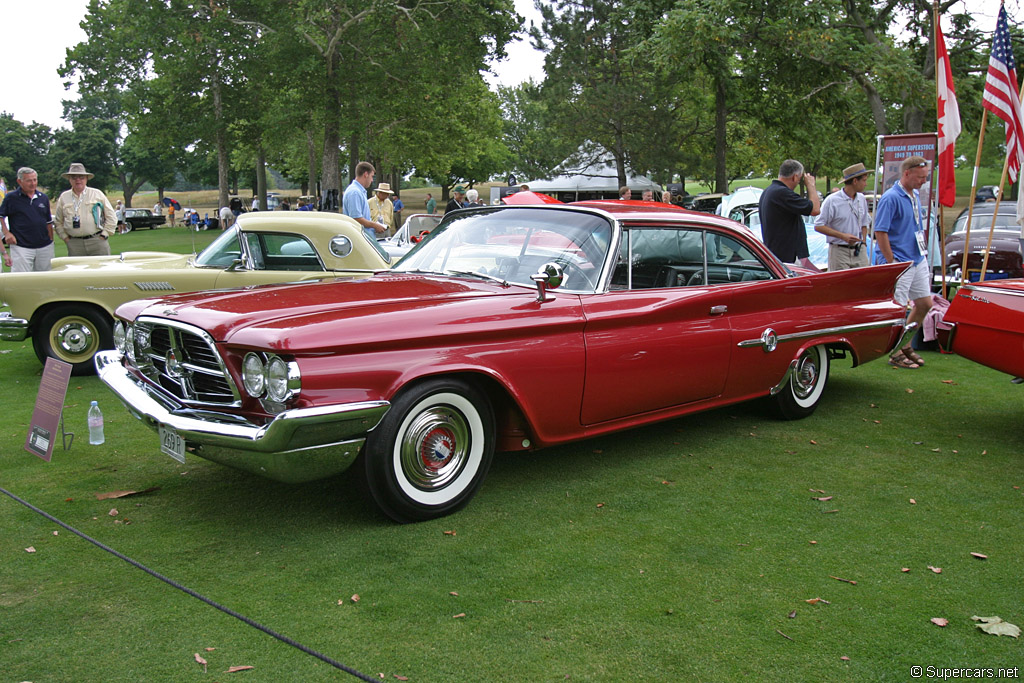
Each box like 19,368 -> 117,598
53,163 -> 116,256
368,182 -> 395,235
814,163 -> 872,271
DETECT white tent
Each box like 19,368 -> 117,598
517,152 -> 663,202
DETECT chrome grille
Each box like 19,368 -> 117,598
133,317 -> 240,406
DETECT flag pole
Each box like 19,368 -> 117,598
934,0 -> 950,299
960,111 -> 988,286
978,73 -> 1024,281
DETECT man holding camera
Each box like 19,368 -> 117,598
814,163 -> 872,271
54,163 -> 116,256
759,159 -> 821,264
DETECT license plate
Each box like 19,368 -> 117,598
159,424 -> 186,463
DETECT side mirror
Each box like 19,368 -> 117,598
531,262 -> 564,302
226,258 -> 246,272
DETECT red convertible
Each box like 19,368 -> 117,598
96,203 -> 910,522
943,279 -> 1024,380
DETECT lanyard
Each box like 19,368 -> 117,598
896,182 -> 921,231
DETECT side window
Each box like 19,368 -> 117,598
248,233 -> 323,271
611,227 -> 706,289
700,233 -> 773,284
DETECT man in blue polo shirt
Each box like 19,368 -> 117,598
873,155 -> 933,369
0,167 -> 54,272
342,161 -> 388,240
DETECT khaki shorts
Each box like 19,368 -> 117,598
894,258 -> 931,305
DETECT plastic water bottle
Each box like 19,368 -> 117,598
88,401 -> 105,445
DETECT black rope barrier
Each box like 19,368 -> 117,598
1,485 -> 379,682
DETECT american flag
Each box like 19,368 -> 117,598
983,2 -> 1024,184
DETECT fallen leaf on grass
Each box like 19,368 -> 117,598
901,568 -> 911,573
942,379 -> 957,384
910,498 -> 917,504
25,547 -> 36,553
809,440 -> 818,445
971,552 -> 988,560
394,676 -> 409,681
840,656 -> 851,661
829,575 -> 857,585
95,487 -> 161,500
906,388 -> 914,394
813,496 -> 833,502
596,502 -> 605,508
194,653 -> 208,673
972,616 -> 1021,638
809,540 -> 818,545
931,618 -> 949,627
787,610 -> 797,618
449,591 -> 459,596
809,489 -> 826,494
350,594 -> 360,603
226,665 -> 255,672
453,613 -> 466,619
108,508 -> 118,517
443,530 -> 456,536
928,566 -> 942,574
805,598 -> 830,605
52,531 -> 58,536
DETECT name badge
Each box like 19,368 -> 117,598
915,230 -> 927,255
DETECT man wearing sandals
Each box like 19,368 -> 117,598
873,155 -> 933,369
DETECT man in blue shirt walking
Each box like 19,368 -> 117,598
874,155 -> 933,369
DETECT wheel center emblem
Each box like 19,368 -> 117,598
421,427 -> 456,471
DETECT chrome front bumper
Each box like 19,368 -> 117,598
94,350 -> 390,483
0,312 -> 29,342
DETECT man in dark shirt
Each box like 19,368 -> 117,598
759,159 -> 821,264
0,167 -> 54,272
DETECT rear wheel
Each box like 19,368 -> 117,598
33,306 -> 113,376
363,378 -> 495,523
770,345 -> 830,420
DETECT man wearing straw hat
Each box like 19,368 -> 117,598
814,163 -> 873,271
368,182 -> 395,235
53,162 -> 116,257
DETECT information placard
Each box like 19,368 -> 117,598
25,357 -> 73,461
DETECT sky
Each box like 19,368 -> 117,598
0,0 -> 1012,132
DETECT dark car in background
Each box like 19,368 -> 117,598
123,208 -> 167,232
938,203 -> 1022,286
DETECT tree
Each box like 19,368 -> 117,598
0,114 -> 52,182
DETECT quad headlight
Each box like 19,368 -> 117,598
241,352 -> 299,402
113,321 -> 126,352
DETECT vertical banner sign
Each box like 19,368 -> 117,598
879,133 -> 938,246
25,357 -> 74,461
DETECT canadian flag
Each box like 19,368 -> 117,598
937,16 -> 961,207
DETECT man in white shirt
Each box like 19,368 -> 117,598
814,163 -> 872,271
53,163 -> 116,256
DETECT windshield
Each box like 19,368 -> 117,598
194,227 -> 243,267
393,207 -> 613,292
953,213 -> 1018,233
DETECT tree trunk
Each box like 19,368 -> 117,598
211,72 -> 229,211
714,74 -> 728,194
305,128 -> 318,199
255,146 -> 267,210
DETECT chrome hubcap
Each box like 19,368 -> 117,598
793,351 -> 819,399
400,406 -> 470,491
54,319 -> 95,356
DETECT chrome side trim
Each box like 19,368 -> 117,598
738,318 -> 906,348
961,283 -> 1024,299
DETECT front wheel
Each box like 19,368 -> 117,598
770,345 -> 830,420
32,306 -> 113,376
363,378 -> 495,523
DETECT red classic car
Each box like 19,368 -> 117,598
95,202 -> 911,522
943,279 -> 1024,380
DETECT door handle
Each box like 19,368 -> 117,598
710,305 -> 728,315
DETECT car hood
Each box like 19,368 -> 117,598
118,273 -> 541,349
51,251 -> 194,272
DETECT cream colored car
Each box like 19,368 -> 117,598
0,212 -> 390,374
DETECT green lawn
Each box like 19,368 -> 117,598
2,328 -> 1022,680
